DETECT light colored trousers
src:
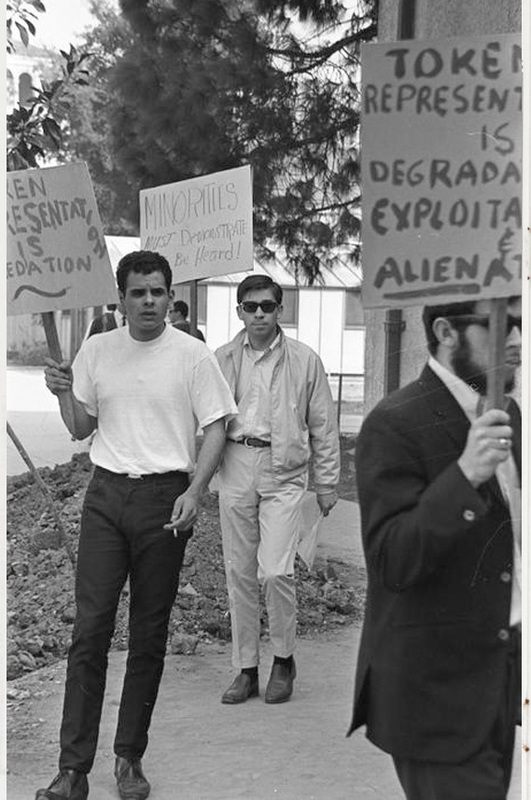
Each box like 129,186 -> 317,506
218,441 -> 306,668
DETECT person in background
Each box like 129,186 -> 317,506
86,303 -> 125,337
36,251 -> 237,800
169,299 -> 205,341
214,274 -> 340,706
349,296 -> 522,800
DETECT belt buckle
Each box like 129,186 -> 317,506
242,437 -> 253,449
127,473 -> 143,479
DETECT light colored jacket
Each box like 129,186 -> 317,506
215,328 -> 340,488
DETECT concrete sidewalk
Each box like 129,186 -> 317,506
6,628 -> 523,800
8,627 -> 405,800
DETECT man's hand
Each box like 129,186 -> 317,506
458,408 -> 513,488
317,490 -> 338,517
163,489 -> 200,535
44,357 -> 73,395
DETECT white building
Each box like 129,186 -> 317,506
6,42 -> 54,112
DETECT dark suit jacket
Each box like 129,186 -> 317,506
348,365 -> 521,763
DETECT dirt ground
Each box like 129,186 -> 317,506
6,437 -> 361,681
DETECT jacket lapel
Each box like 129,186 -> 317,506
417,365 -> 508,508
417,365 -> 470,452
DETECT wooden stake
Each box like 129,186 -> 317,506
189,279 -> 199,336
7,422 -> 76,566
485,298 -> 508,411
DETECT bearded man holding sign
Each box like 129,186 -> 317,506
348,295 -> 522,800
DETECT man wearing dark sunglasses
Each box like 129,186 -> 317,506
215,274 -> 340,706
349,295 -> 522,799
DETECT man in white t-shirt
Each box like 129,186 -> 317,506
37,251 -> 237,800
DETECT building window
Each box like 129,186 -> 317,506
172,283 -> 207,324
281,288 -> 298,326
7,70 -> 16,108
344,289 -> 364,327
18,72 -> 33,105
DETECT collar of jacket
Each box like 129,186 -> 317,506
419,363 -> 521,501
228,325 -> 284,354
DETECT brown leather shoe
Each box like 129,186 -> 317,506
265,659 -> 296,704
35,769 -> 88,799
221,672 -> 259,704
114,757 -> 150,800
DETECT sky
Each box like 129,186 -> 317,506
33,0 -> 119,50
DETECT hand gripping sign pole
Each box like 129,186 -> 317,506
486,298 -> 509,412
41,310 -> 77,431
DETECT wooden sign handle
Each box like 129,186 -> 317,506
41,311 -> 77,435
485,298 -> 508,411
189,279 -> 199,336
6,421 -> 75,565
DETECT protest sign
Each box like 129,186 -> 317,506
361,34 -> 522,309
7,162 -> 117,316
139,165 -> 253,283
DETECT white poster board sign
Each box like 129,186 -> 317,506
139,165 -> 253,283
361,34 -> 522,309
7,162 -> 117,316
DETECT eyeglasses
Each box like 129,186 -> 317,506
239,300 -> 278,314
447,314 -> 522,335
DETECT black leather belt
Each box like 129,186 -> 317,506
94,466 -> 187,481
228,437 -> 271,448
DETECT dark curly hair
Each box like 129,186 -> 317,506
116,251 -> 172,294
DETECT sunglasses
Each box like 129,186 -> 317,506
447,314 -> 522,335
239,300 -> 278,314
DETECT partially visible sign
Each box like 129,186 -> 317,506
7,163 -> 116,316
361,34 -> 522,308
139,165 -> 253,283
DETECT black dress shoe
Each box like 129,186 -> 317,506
221,672 -> 259,704
35,769 -> 88,800
115,757 -> 151,800
265,659 -> 296,704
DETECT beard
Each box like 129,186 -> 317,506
451,333 -> 515,395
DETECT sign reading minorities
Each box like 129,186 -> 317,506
139,165 -> 253,284
7,163 -> 116,316
361,34 -> 522,308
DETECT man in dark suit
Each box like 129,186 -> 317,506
348,296 -> 522,799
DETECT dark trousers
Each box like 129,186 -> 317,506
59,467 -> 191,773
393,628 -> 521,800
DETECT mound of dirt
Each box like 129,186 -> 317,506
7,438 -> 363,681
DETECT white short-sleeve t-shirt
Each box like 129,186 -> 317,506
73,325 -> 237,475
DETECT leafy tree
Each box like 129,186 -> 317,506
7,45 -> 92,170
6,0 -> 46,51
6,0 -> 93,170
70,0 -> 377,281
58,1 -> 140,233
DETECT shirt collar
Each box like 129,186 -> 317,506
428,355 -> 481,421
243,329 -> 281,353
